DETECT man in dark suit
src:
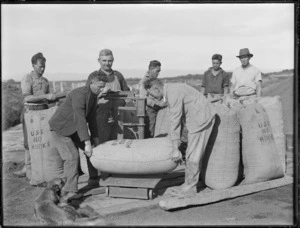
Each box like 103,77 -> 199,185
49,75 -> 108,201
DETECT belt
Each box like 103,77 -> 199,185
33,182 -> 48,188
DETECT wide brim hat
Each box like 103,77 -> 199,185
236,48 -> 253,58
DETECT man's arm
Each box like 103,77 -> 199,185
223,72 -> 230,94
21,76 -> 56,103
256,81 -> 262,97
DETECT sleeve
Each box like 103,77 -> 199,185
223,72 -> 230,87
21,75 -> 33,98
72,92 -> 90,142
168,92 -> 183,141
87,99 -> 98,139
116,71 -> 130,91
202,73 -> 206,88
255,69 -> 262,82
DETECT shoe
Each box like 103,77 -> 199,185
170,185 -> 197,197
13,170 -> 26,178
88,178 -> 100,187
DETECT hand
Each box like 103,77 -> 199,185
156,100 -> 168,108
171,148 -> 183,164
46,94 -> 57,101
98,87 -> 111,98
84,140 -> 93,157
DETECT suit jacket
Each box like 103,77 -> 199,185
165,83 -> 216,141
49,85 -> 98,142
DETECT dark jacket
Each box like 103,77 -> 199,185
49,84 -> 98,142
86,69 -> 130,91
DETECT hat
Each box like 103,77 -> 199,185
212,54 -> 222,62
236,48 -> 253,58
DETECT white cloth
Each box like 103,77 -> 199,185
231,64 -> 262,96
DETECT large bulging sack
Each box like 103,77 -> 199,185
25,106 -> 64,185
238,103 -> 284,184
201,102 -> 241,190
257,96 -> 286,172
90,137 -> 177,175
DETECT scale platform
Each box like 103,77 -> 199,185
100,166 -> 185,200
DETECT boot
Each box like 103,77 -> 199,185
25,149 -> 32,180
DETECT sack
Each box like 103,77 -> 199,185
24,106 -> 64,185
201,102 -> 241,189
257,96 -> 286,172
90,137 -> 177,175
154,107 -> 171,137
238,103 -> 284,184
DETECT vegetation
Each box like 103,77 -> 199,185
2,82 -> 24,131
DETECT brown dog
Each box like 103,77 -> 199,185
34,178 -> 112,226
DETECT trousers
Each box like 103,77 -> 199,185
184,116 -> 215,188
51,131 -> 98,193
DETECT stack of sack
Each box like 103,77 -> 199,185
153,95 -> 286,190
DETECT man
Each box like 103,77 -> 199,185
138,60 -> 167,138
14,52 -> 57,179
230,48 -> 262,98
87,49 -> 130,143
201,54 -> 229,98
143,79 -> 216,196
49,75 -> 108,200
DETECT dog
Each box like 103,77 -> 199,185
34,178 -> 112,226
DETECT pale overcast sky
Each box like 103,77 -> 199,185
2,3 -> 294,81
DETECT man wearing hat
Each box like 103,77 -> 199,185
201,54 -> 229,98
230,48 -> 262,98
87,49 -> 130,143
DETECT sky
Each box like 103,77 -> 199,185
1,3 -> 295,81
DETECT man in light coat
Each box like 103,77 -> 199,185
143,78 -> 216,196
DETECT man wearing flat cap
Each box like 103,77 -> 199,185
201,54 -> 229,99
230,48 -> 262,98
87,49 -> 130,143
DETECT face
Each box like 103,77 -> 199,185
33,60 -> 46,76
147,86 -> 163,101
212,59 -> 221,71
239,55 -> 250,67
98,55 -> 114,71
148,66 -> 161,79
90,81 -> 106,95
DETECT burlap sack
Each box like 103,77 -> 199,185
24,106 -> 64,185
238,103 -> 284,184
90,137 -> 177,175
257,96 -> 286,172
201,101 -> 241,189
